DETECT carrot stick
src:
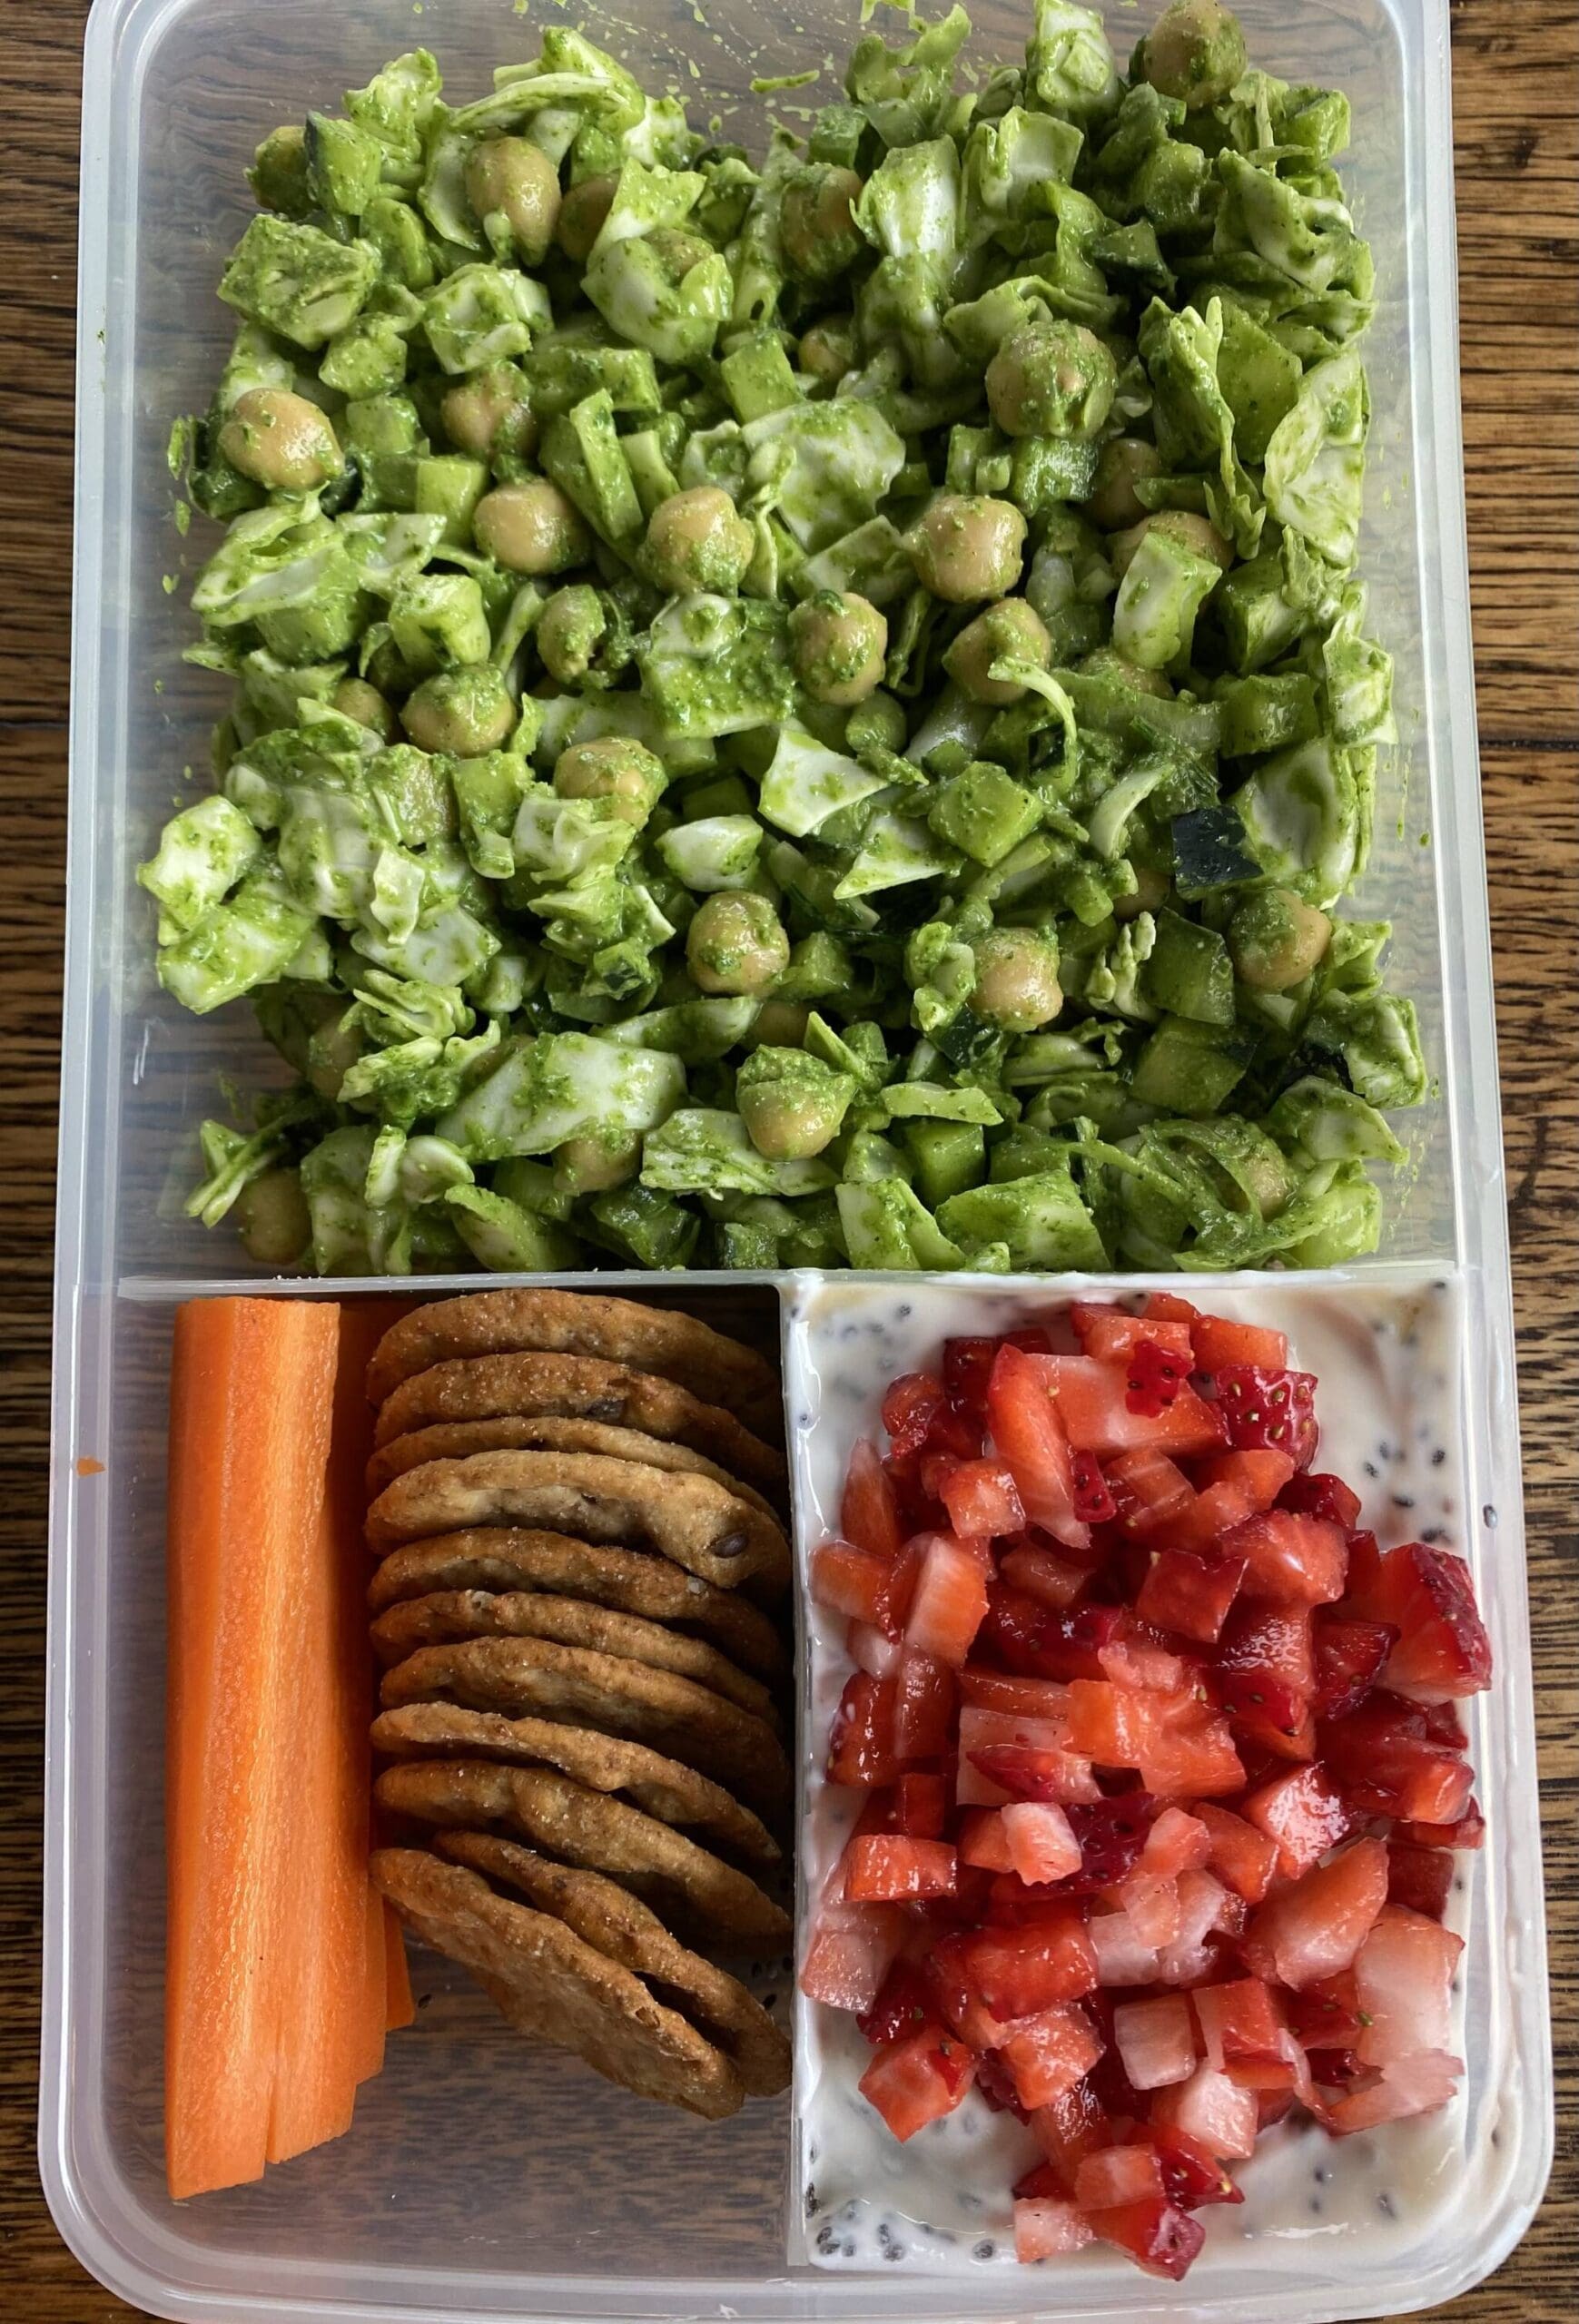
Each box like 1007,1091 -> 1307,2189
164,1298 -> 339,2201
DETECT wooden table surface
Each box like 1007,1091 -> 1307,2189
1,1 -> 1574,2314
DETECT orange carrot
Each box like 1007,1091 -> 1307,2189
164,1298 -> 340,2201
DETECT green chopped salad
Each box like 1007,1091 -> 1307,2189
146,0 -> 1425,1278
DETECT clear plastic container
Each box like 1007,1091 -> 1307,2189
47,0 -> 1549,2316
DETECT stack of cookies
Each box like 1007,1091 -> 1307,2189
362,1289 -> 795,2120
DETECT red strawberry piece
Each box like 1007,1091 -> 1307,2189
1312,1612 -> 1398,1718
841,1436 -> 903,1561
1279,1471 -> 1363,1530
891,1649 -> 956,1760
1071,1303 -> 1194,1364
857,2024 -> 975,2141
827,1669 -> 903,1788
1149,2063 -> 1259,2160
1112,1994 -> 1198,2092
1193,1803 -> 1278,1905
1344,1540 -> 1494,1701
1287,1973 -> 1367,2051
1001,2003 -> 1107,2109
810,1539 -> 893,1625
1012,2196 -> 1095,2258
856,1957 -> 934,2047
1400,1797 -> 1485,1850
1125,1337 -> 1190,1417
1242,1837 -> 1389,1990
1242,1762 -> 1355,1879
986,1342 -> 1093,1551
1013,2157 -> 1065,2199
881,1371 -> 945,1460
1027,2073 -> 1112,2185
1149,2123 -> 1244,2209
1033,1353 -> 1230,1459
903,1536 -> 990,1667
982,1581 -> 1125,1682
944,1327 -> 1052,1414
956,1911 -> 1099,2017
846,1834 -> 958,1904
1189,1975 -> 1286,2072
1219,1508 -> 1348,1608
1387,1842 -> 1455,1920
798,1898 -> 906,2013
958,1807 -> 1017,1873
1320,1696 -> 1475,1824
1065,1793 -> 1157,1889
1001,1535 -> 1088,1610
974,2044 -> 1031,2120
1210,1365 -> 1319,1469
1420,1699 -> 1469,1748
1105,1445 -> 1195,1536
891,1770 -> 950,1838
1193,1447 -> 1298,1513
1323,2050 -> 1464,2135
938,1456 -> 1025,1541
1071,1448 -> 1117,1524
1190,1314 -> 1289,1372
1214,1601 -> 1315,1746
1137,1548 -> 1248,1645
871,1535 -> 923,1640
1075,2141 -> 1164,2210
1085,2196 -> 1207,2280
1144,1290 -> 1200,1325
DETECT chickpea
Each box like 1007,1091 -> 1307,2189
735,1052 -> 853,1161
798,315 -> 856,387
686,892 -> 790,998
646,227 -> 715,286
235,1167 -> 311,1266
1113,861 -> 1170,921
750,999 -> 812,1049
538,584 -> 607,684
400,664 -> 518,756
440,363 -> 533,460
218,387 -> 342,492
552,734 -> 665,827
306,1008 -> 363,1100
1079,645 -> 1175,700
1110,508 -> 1234,578
779,165 -> 865,286
1140,0 -> 1248,109
554,1130 -> 642,1193
643,486 -> 755,596
464,135 -> 561,263
972,927 -> 1063,1034
474,478 -> 591,576
942,596 -> 1052,707
788,590 -> 887,706
985,322 -> 1117,440
557,172 -> 618,263
1087,436 -> 1163,531
331,677 -> 400,741
1240,1141 -> 1296,1219
1228,887 -> 1332,991
909,496 -> 1027,605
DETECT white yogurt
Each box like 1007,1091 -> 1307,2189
782,1269 -> 1477,2277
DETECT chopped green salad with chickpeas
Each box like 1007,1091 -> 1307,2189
144,0 -> 1425,1279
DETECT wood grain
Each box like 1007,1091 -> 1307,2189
1,0 -> 1574,2313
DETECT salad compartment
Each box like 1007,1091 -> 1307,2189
47,0 -> 1546,2318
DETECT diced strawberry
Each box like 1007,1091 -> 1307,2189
827,1669 -> 902,1788
1140,1807 -> 1212,1877
1064,1679 -> 1151,1768
799,1898 -> 906,2012
957,1912 -> 1098,2017
1144,1290 -> 1200,1325
1065,1679 -> 1244,1797
1323,2050 -> 1464,2134
1153,1866 -> 1232,1987
1243,1837 -> 1389,1991
1191,1315 -> 1289,1372
963,1739 -> 1099,1808
1279,1471 -> 1363,1530
1150,2063 -> 1258,2160
1342,1540 -> 1493,1702
1001,2004 -> 1107,2109
872,1537 -> 924,1640
1065,1793 -> 1156,1890
890,1770 -> 949,1838
983,1583 -> 1125,1683
1193,1447 -> 1298,1512
1000,1536 -> 1088,1610
1220,1509 -> 1347,1608
1320,1698 -> 1475,1824
1352,1905 -> 1465,2067
1421,1699 -> 1469,1748
1387,1842 -> 1455,1921
903,1535 -> 990,1667
847,1617 -> 903,1678
1213,1603 -> 1315,1751
1024,1352 -> 1230,1460
1113,1871 -> 1182,1949
891,1649 -> 956,1760
960,1669 -> 1073,1718
986,1344 -> 1091,1551
1105,1446 -> 1196,1535
1193,1803 -> 1278,1905
1113,1995 -> 1198,2091
1312,1612 -> 1398,1718
943,1326 -> 1052,1413
1190,1977 -> 1286,2073
1125,1337 -> 1191,1417
1149,2123 -> 1244,2210
846,1835 -> 958,1904
822,1548 -> 908,1646
1002,1800 -> 1083,1885
1071,1449 -> 1117,1524
1286,1971 -> 1367,2052
1400,1798 -> 1485,1851
1209,1365 -> 1319,1468
858,2024 -> 975,2141
1027,2075 -> 1111,2185
881,1372 -> 946,1460
1242,1762 -> 1354,1878
856,1957 -> 933,2047
1087,1906 -> 1162,1988
882,1450 -> 943,1541
1097,1627 -> 1190,1694
841,1436 -> 904,1561
1085,2195 -> 1206,2280
1072,1303 -> 1195,1364
937,1457 -> 1025,1541
1076,2142 -> 1164,2209
958,1807 -> 1017,1872
1013,2196 -> 1095,2259
1137,1548 -> 1247,1644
